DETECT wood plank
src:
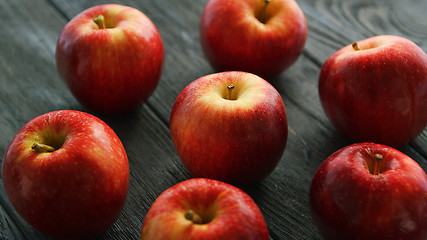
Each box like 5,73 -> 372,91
0,196 -> 25,240
0,1 -> 75,239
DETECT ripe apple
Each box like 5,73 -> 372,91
318,35 -> 427,148
200,0 -> 307,80
2,110 -> 129,239
140,178 -> 269,240
56,4 -> 164,115
169,71 -> 287,186
309,142 -> 427,240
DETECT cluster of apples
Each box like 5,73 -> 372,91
313,35 -> 427,239
1,1 -> 427,240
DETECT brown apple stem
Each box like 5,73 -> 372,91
93,15 -> 106,29
373,153 -> 383,175
352,42 -> 361,51
227,84 -> 235,100
258,0 -> 271,24
185,210 -> 203,224
32,143 -> 56,153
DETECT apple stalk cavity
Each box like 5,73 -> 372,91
256,0 -> 272,24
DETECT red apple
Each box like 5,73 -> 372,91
140,178 -> 269,240
318,35 -> 427,148
200,0 -> 307,80
309,142 -> 427,240
169,71 -> 287,186
2,110 -> 129,239
56,4 -> 164,115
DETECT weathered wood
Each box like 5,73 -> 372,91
0,0 -> 426,239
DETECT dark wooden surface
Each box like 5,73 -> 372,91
1,0 -> 426,239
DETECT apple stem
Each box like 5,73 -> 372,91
227,84 -> 235,100
93,15 -> 106,29
352,42 -> 361,51
185,209 -> 203,224
32,143 -> 56,153
257,0 -> 271,24
373,153 -> 383,175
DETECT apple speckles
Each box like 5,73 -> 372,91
400,218 -> 417,234
319,35 -> 427,148
2,110 -> 129,239
200,0 -> 306,79
141,178 -> 269,239
170,72 -> 287,186
310,142 -> 427,239
56,4 -> 164,115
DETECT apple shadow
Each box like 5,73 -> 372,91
54,102 -> 146,145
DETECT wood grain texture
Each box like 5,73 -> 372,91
0,0 -> 426,239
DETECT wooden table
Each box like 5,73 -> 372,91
1,0 -> 426,239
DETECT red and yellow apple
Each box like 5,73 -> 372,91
169,71 -> 287,186
56,4 -> 164,115
309,142 -> 427,240
319,35 -> 427,148
140,178 -> 269,240
200,0 -> 307,80
2,110 -> 129,239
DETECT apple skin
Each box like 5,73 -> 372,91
56,4 -> 164,115
2,110 -> 129,239
140,178 -> 269,240
318,35 -> 427,148
200,0 -> 307,80
169,71 -> 288,186
309,142 -> 427,240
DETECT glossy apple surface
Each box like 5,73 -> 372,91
2,110 -> 129,239
319,35 -> 427,148
200,0 -> 307,80
56,4 -> 164,115
140,178 -> 269,240
309,142 -> 427,240
169,71 -> 288,186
